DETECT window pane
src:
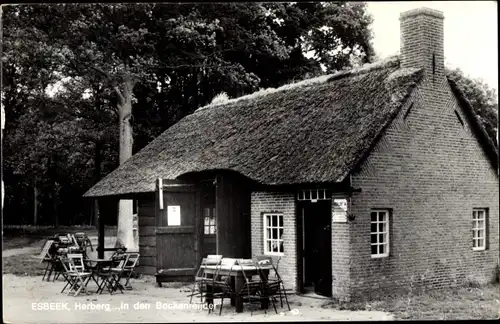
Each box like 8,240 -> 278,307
267,240 -> 272,252
378,212 -> 385,222
371,234 -> 378,244
371,212 -> 377,222
477,220 -> 484,229
379,244 -> 385,254
272,215 -> 277,227
210,227 -> 215,234
371,245 -> 377,254
203,208 -> 209,217
477,230 -> 484,238
279,216 -> 283,227
477,211 -> 484,220
266,216 -> 270,226
379,234 -> 385,243
279,228 -> 284,239
379,223 -> 384,232
371,223 -> 377,232
473,239 -> 477,247
472,211 -> 477,219
272,240 -> 278,252
204,218 -> 209,225
272,228 -> 278,239
311,190 -> 317,200
280,240 -> 284,253
477,239 -> 484,247
204,227 -> 208,235
212,208 -> 216,217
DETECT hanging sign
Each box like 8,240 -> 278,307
332,198 -> 348,223
167,205 -> 181,226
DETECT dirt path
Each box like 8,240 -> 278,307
3,274 -> 394,323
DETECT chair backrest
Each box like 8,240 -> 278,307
206,254 -> 223,264
67,253 -> 85,272
111,253 -> 129,269
59,257 -> 73,273
214,258 -> 237,279
124,253 -> 139,270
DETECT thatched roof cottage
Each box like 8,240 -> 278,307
85,7 -> 498,299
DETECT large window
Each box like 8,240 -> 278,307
263,213 -> 284,255
472,208 -> 487,251
204,207 -> 216,235
371,209 -> 390,258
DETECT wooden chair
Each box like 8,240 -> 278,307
189,256 -> 223,304
65,254 -> 93,296
235,259 -> 273,316
120,252 -> 140,290
96,253 -> 128,294
255,255 -> 290,311
209,258 -> 237,315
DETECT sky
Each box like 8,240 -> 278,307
367,1 -> 498,91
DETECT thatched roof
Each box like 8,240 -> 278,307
84,56 -> 425,197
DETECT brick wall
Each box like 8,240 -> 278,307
331,197 -> 351,300
250,192 -> 298,293
349,74 -> 499,299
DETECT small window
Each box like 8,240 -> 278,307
263,213 -> 284,255
132,200 -> 139,216
472,208 -> 487,251
204,207 -> 216,235
297,189 -> 331,202
370,210 -> 390,258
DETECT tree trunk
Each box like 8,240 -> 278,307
115,79 -> 138,251
33,176 -> 38,226
91,141 -> 103,226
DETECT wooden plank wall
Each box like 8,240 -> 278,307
216,173 -> 252,258
138,195 -> 157,275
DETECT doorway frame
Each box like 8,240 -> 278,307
296,197 -> 332,294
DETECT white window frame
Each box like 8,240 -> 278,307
263,213 -> 284,256
472,208 -> 487,251
370,209 -> 390,258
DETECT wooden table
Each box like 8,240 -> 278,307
201,264 -> 271,313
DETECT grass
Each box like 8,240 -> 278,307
324,284 -> 500,320
3,253 -> 47,276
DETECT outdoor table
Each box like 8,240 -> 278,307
201,264 -> 271,313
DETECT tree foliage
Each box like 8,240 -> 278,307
1,2 -> 375,226
447,67 -> 498,146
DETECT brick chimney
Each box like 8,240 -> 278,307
400,8 -> 445,79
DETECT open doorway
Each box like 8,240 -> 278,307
299,199 -> 332,297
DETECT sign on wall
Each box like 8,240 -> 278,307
332,198 -> 348,223
167,205 -> 181,226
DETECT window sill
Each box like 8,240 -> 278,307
371,254 -> 389,259
264,252 -> 284,257
472,247 -> 486,251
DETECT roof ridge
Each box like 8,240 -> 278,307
196,55 -> 401,112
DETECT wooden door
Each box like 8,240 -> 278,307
156,181 -> 201,275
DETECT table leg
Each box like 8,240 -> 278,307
234,276 -> 244,313
205,283 -> 214,306
261,270 -> 270,310
230,277 -> 236,306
